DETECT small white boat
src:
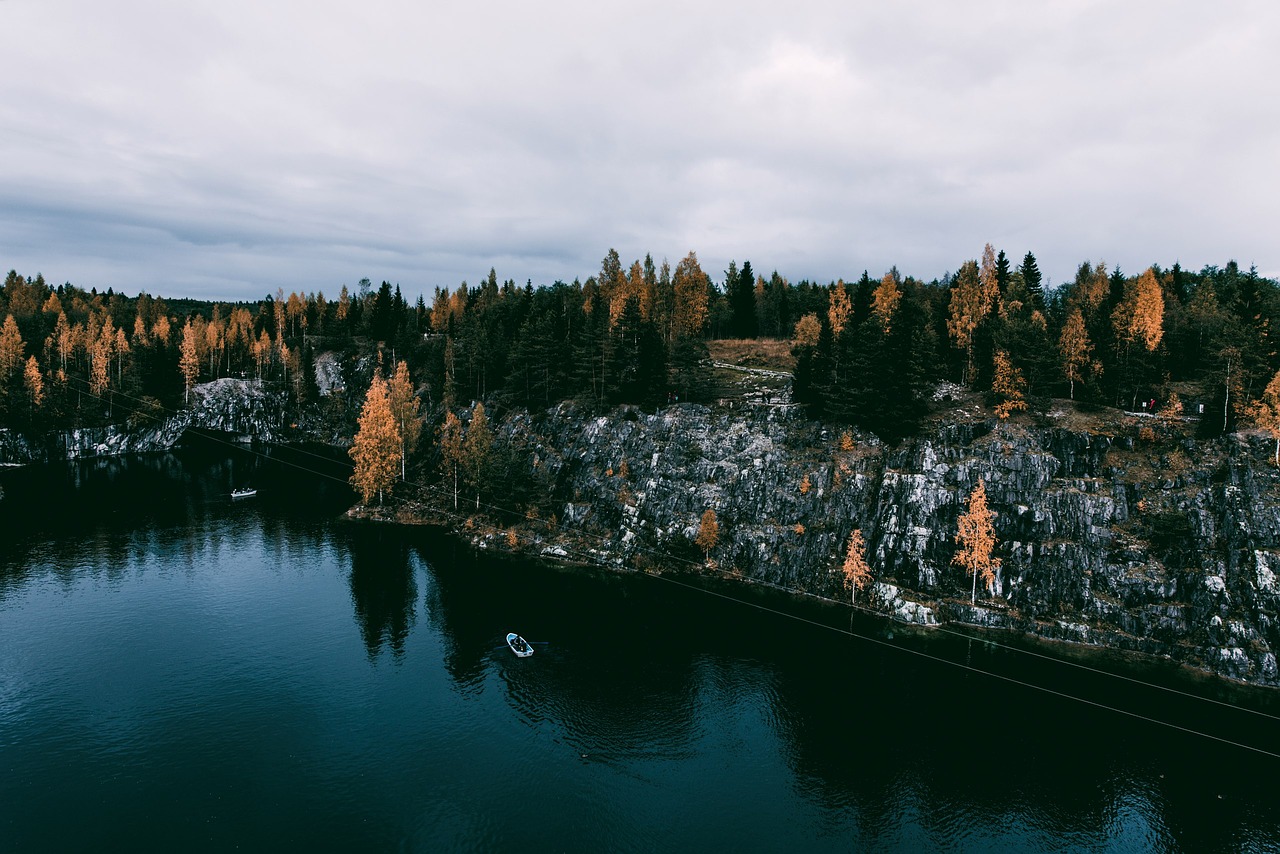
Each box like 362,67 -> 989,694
231,487 -> 257,499
506,632 -> 534,657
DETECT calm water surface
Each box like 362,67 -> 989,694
2,443 -> 1279,852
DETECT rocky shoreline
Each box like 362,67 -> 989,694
371,398 -> 1280,689
8,375 -> 1280,689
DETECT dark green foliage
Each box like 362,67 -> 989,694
6,250 -> 1280,480
728,259 -> 758,339
995,250 -> 1012,300
851,271 -> 874,328
606,295 -> 666,406
1020,252 -> 1044,310
669,337 -> 712,403
791,317 -> 832,414
819,288 -> 933,441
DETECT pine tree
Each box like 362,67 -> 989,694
606,294 -> 665,405
953,479 -> 1000,604
730,260 -> 757,338
842,529 -> 872,605
995,249 -> 1012,298
349,371 -> 402,505
1020,252 -> 1043,309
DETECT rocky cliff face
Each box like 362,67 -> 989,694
9,368 -> 1277,687
0,378 -> 288,462
483,398 -> 1280,688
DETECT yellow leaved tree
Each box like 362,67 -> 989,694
438,411 -> 464,510
349,371 -> 401,506
827,282 -> 851,340
1058,308 -> 1093,400
672,251 -> 709,340
842,529 -> 872,606
1248,369 -> 1280,467
992,350 -> 1028,419
695,508 -> 719,563
793,313 -> 821,348
462,401 -> 494,510
947,256 -> 999,386
24,355 -> 43,409
388,360 -> 422,479
871,272 -> 901,331
0,314 -> 24,379
953,478 -> 1000,604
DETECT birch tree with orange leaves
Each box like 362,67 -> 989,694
462,401 -> 493,511
947,259 -> 997,386
179,320 -> 200,403
388,360 -> 422,479
793,313 -> 821,348
1248,369 -> 1280,466
827,281 -> 851,340
953,478 -> 1000,604
1111,267 -> 1165,408
1058,308 -> 1093,400
695,508 -> 719,562
0,315 -> 23,379
349,370 -> 401,505
1113,267 -> 1165,353
23,355 -> 43,409
672,251 -> 709,340
842,529 -> 872,605
992,350 -> 1028,419
438,410 -> 464,510
871,273 -> 901,331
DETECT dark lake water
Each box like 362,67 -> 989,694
3,440 -> 1280,852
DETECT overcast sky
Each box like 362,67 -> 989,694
2,1 -> 1277,304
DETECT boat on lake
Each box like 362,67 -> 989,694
231,487 -> 257,499
506,632 -> 534,657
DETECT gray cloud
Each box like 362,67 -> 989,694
2,0 -> 1277,303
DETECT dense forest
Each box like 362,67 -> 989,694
1,246 -> 1277,457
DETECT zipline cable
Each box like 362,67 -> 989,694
639,569 -> 1280,761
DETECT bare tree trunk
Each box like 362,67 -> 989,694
1224,358 -> 1232,434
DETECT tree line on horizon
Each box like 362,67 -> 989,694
2,247 -> 1278,453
